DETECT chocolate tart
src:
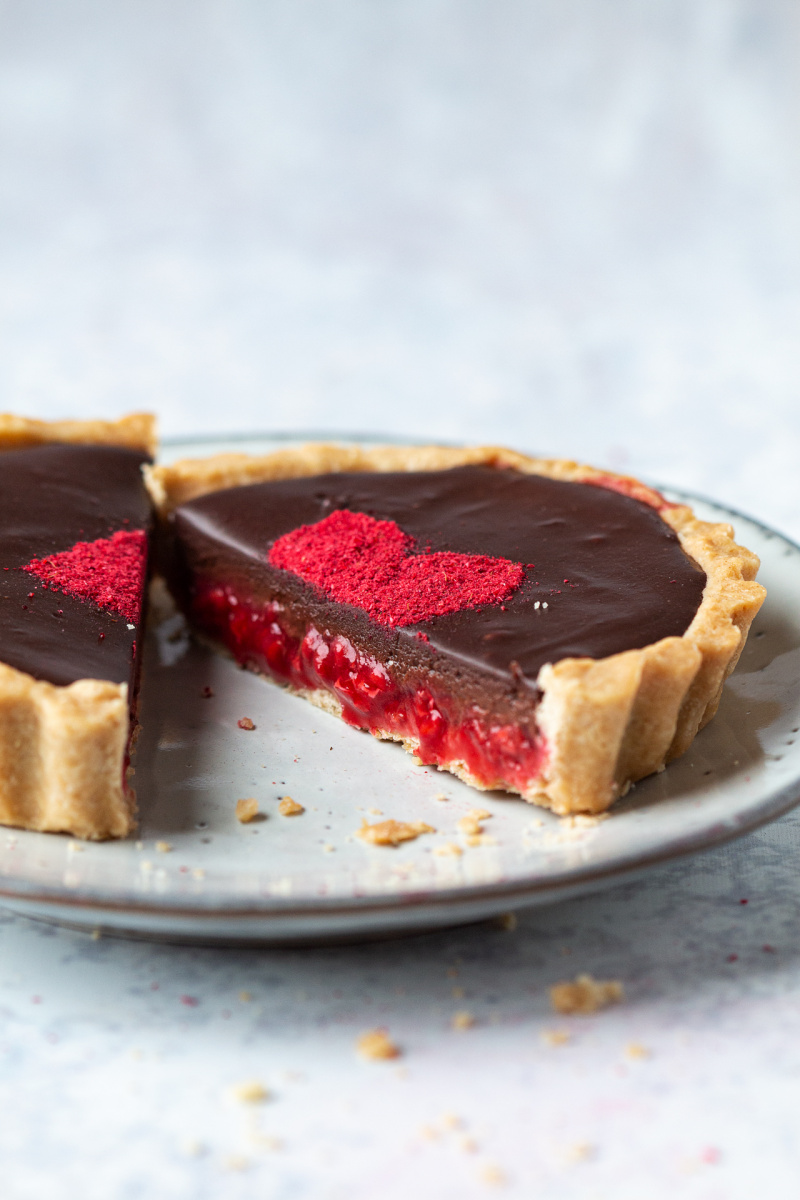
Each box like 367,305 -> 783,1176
0,413 -> 156,839
148,444 -> 766,815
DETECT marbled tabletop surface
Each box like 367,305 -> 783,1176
2,2 -> 800,1196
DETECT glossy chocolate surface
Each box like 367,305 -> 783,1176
0,444 -> 152,687
172,465 -> 706,684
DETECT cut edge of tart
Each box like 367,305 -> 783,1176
0,412 -> 157,839
147,442 -> 766,816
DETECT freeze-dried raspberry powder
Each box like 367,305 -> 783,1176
269,510 -> 524,627
22,529 -> 147,623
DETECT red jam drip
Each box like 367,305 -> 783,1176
22,529 -> 147,624
192,581 -> 548,794
269,509 -> 525,628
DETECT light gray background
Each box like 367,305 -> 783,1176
2,2 -> 800,1196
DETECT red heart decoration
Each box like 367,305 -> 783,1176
269,509 -> 524,628
22,529 -> 147,623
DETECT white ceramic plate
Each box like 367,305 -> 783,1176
2,435 -> 799,944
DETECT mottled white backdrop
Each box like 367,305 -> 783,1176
2,3 -> 800,1198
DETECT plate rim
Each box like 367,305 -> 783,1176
2,431 -> 799,926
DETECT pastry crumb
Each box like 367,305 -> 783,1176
192,867 -> 205,880
550,974 -> 624,1015
232,1080 -> 270,1104
155,841 -> 172,853
451,1010 -> 476,1031
460,1135 -> 479,1154
237,717 -> 256,731
356,1027 -> 401,1060
248,1132 -> 282,1151
441,1112 -> 462,1129
236,797 -> 260,823
322,843 -> 335,853
561,813 -> 608,829
90,928 -> 101,941
434,842 -> 463,857
478,1162 -> 507,1186
239,990 -> 252,1003
495,912 -> 517,931
468,808 -> 493,821
466,833 -> 497,847
560,1141 -> 596,1165
278,796 -> 304,816
434,792 -> 449,801
357,819 -> 435,847
541,1028 -> 571,1046
625,1041 -> 650,1060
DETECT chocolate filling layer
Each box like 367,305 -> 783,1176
0,444 -> 152,688
170,465 -> 706,688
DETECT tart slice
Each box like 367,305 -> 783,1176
0,413 -> 156,838
148,443 -> 765,816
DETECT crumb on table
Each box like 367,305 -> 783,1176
356,1027 -> 401,1060
478,1162 -> 507,1186
278,796 -> 305,816
541,1028 -> 571,1046
625,1041 -> 650,1059
232,1080 -> 270,1104
451,1010 -> 476,1031
155,841 -> 172,853
550,973 -> 624,1015
356,819 -> 435,847
236,797 -> 260,824
237,717 -> 256,731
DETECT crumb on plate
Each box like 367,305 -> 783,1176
236,797 -> 260,824
278,796 -> 304,816
356,1027 -> 401,1060
356,819 -> 435,847
434,842 -> 463,858
550,974 -> 624,1015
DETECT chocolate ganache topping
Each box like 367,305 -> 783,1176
0,443 -> 152,688
172,464 -> 706,683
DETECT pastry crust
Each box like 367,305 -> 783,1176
148,442 -> 766,815
0,413 -> 156,838
0,411 -> 157,457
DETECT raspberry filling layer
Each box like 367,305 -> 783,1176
192,581 -> 548,794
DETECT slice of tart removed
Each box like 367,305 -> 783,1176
148,443 -> 765,816
0,413 -> 156,838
